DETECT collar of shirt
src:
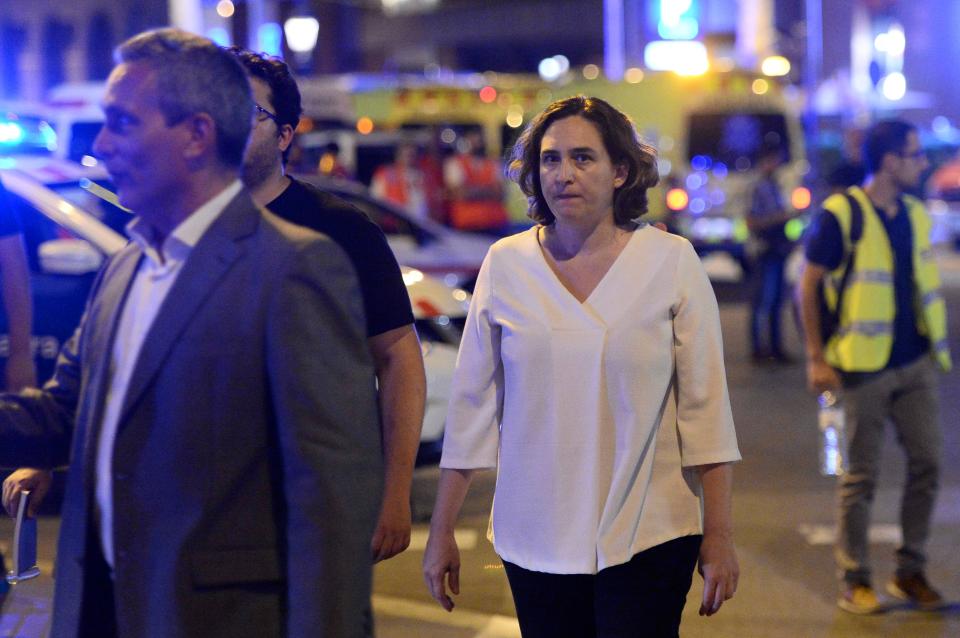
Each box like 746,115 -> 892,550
126,180 -> 244,276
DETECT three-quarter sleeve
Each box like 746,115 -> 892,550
439,252 -> 503,469
671,240 -> 741,467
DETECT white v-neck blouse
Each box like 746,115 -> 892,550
440,224 -> 740,574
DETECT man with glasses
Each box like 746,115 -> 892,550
227,48 -> 425,572
0,28 -> 382,637
797,119 -> 949,614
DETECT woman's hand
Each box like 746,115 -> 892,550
423,529 -> 461,611
697,529 -> 739,616
423,467 -> 475,611
697,462 -> 738,616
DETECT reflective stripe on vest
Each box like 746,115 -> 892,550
449,155 -> 507,230
822,187 -> 951,372
848,270 -> 893,285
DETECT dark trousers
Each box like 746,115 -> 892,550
503,535 -> 702,638
78,531 -> 118,638
750,251 -> 787,356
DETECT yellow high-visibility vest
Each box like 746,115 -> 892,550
821,186 -> 951,372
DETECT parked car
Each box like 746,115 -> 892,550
0,169 -> 467,466
295,174 -> 494,289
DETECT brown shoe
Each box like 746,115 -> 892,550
886,573 -> 944,610
837,584 -> 882,615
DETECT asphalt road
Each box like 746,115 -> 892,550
4,251 -> 960,637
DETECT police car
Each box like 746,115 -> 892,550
0,170 -> 466,461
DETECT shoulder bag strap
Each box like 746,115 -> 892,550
833,192 -> 864,321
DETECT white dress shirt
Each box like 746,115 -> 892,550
440,225 -> 741,574
95,180 -> 243,568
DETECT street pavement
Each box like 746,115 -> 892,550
4,250 -> 960,637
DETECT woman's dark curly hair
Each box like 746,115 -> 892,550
506,95 -> 659,225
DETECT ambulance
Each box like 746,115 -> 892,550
314,68 -> 811,280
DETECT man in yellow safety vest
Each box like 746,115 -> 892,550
797,120 -> 950,615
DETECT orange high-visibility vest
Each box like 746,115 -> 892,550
373,165 -> 409,208
449,155 -> 507,231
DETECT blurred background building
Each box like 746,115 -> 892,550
0,1 -> 165,100
2,1 -> 959,128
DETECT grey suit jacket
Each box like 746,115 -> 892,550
0,189 -> 383,637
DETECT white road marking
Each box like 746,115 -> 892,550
476,615 -> 522,637
798,523 -> 902,546
373,594 -> 520,637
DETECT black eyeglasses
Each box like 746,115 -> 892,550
254,103 -> 280,126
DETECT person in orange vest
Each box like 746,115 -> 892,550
370,141 -> 429,220
443,129 -> 508,232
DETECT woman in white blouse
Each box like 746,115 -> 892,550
423,96 -> 741,637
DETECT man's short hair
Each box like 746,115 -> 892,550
226,47 -> 302,163
116,28 -> 252,168
862,119 -> 916,176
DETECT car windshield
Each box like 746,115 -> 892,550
686,112 -> 791,169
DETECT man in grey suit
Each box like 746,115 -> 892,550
0,28 -> 382,638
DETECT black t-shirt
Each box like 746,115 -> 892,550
267,178 -> 413,337
804,199 -> 928,369
0,176 -> 21,238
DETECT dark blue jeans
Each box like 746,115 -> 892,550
750,251 -> 787,356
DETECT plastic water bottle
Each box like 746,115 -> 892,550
818,390 -> 847,476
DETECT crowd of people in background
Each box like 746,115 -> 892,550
287,126 -> 514,234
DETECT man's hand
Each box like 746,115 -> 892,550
2,468 -> 53,517
367,325 -> 425,563
698,530 -> 739,616
807,358 -> 842,394
423,530 -> 461,612
4,351 -> 36,392
370,496 -> 412,563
